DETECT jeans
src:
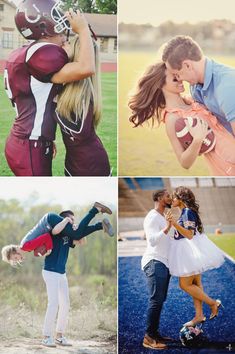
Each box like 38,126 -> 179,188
48,207 -> 103,240
20,214 -> 53,247
143,259 -> 170,338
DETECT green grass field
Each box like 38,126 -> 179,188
119,52 -> 235,176
0,72 -> 117,176
208,233 -> 235,260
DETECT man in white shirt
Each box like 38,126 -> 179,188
142,189 -> 172,350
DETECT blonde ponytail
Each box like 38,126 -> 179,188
57,36 -> 102,128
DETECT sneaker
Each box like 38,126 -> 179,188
41,337 -> 56,347
55,336 -> 72,346
102,218 -> 114,237
143,334 -> 167,350
94,202 -> 112,215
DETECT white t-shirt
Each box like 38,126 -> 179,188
141,209 -> 171,269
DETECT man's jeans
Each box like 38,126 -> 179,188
143,259 -> 170,338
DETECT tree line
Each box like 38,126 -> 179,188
119,19 -> 235,54
62,0 -> 117,14
0,198 -> 116,277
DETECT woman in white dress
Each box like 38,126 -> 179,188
166,186 -> 224,327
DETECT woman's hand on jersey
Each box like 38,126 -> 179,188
65,8 -> 88,34
52,8 -> 94,84
186,117 -> 208,143
44,250 -> 52,257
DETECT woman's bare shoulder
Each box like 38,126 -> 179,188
165,112 -> 180,126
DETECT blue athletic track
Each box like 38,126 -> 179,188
119,256 -> 235,353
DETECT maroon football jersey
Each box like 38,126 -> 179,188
55,103 -> 111,176
4,42 -> 68,141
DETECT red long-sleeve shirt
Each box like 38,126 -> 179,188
21,233 -> 53,252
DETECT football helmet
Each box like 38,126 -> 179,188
15,0 -> 70,40
179,324 -> 204,347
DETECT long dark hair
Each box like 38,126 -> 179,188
128,62 -> 167,127
173,186 -> 204,233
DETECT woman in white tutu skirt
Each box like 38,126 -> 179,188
166,186 -> 224,327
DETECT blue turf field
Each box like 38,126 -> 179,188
119,256 -> 235,353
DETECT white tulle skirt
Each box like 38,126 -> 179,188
168,232 -> 225,277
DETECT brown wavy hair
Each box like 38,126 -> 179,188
128,62 -> 167,127
173,186 -> 204,233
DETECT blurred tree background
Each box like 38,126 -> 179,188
119,20 -> 235,55
62,0 -> 117,14
0,197 -> 116,277
0,198 -> 117,341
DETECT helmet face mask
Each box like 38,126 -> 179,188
179,325 -> 203,347
51,0 -> 71,34
15,0 -> 70,40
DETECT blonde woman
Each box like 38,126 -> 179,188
56,36 -> 110,176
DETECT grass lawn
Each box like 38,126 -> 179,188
0,72 -> 117,176
208,233 -> 235,259
119,52 -> 235,176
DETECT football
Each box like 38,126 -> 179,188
34,244 -> 48,257
175,117 -> 216,154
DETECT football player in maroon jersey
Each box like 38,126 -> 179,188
4,0 -> 95,176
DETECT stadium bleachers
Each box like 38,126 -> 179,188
198,178 -> 214,187
135,178 -> 164,190
169,178 -> 197,188
119,179 -> 146,216
123,178 -> 136,190
215,178 -> 235,187
119,178 -> 165,217
119,178 -> 235,229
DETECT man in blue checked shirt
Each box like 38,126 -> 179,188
162,35 -> 235,136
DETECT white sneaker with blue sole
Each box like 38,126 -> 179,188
102,218 -> 114,237
55,336 -> 72,346
41,337 -> 56,347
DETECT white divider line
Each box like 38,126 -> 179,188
223,251 -> 235,264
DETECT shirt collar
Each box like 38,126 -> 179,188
201,57 -> 213,91
193,57 -> 212,93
